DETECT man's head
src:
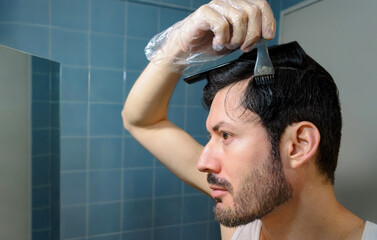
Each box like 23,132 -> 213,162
197,41 -> 342,226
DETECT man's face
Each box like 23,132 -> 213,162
197,80 -> 292,227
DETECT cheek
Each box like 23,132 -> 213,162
224,137 -> 271,190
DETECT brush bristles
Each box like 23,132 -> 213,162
254,75 -> 275,85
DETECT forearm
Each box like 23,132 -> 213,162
122,61 -> 181,129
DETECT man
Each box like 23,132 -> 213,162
122,0 -> 377,239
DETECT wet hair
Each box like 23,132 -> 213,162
202,41 -> 342,184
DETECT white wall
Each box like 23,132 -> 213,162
0,46 -> 31,240
280,0 -> 377,222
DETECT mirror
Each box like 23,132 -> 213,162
0,45 -> 60,240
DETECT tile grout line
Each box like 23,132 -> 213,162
128,0 -> 196,11
48,39 -> 53,240
86,0 -> 92,238
60,191 -> 204,208
119,1 -> 129,238
48,1 -> 53,239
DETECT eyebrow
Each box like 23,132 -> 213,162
211,121 -> 230,132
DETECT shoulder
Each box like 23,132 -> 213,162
362,221 -> 377,240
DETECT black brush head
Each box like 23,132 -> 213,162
254,74 -> 276,85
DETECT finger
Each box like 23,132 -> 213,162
208,1 -> 248,50
195,4 -> 231,50
249,0 -> 276,39
238,3 -> 262,52
225,7 -> 248,49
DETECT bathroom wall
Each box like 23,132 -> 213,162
0,0 -> 219,239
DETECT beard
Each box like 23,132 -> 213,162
208,147 -> 293,228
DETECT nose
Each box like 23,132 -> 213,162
197,141 -> 221,174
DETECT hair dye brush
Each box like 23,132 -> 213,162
253,38 -> 275,85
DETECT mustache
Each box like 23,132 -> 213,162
207,173 -> 233,194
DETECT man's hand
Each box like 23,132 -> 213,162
145,0 -> 276,72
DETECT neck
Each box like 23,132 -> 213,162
259,182 -> 364,240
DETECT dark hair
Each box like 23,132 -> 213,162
202,41 -> 342,184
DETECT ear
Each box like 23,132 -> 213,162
282,122 -> 321,169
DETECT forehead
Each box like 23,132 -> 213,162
206,80 -> 260,130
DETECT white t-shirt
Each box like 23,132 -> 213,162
231,220 -> 377,240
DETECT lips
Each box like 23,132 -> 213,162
209,185 -> 228,199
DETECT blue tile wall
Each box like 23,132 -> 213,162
60,102 -> 88,136
33,208 -> 51,230
155,167 -> 182,197
123,136 -> 154,168
61,172 -> 87,205
61,137 -> 87,171
153,226 -> 180,239
33,231 -> 51,240
51,0 -> 89,30
89,234 -> 121,240
0,23 -> 49,58
123,168 -> 153,199
126,2 -> 159,39
51,29 -> 89,66
159,7 -> 190,30
186,107 -> 208,136
192,0 -> 206,9
61,206 -> 87,239
89,137 -> 122,169
32,74 -> 50,101
125,37 -> 150,71
0,0 -> 49,25
31,56 -> 61,239
91,0 -> 125,35
88,202 -> 121,235
281,0 -> 305,10
160,0 -> 191,8
123,199 -> 153,230
186,80 -> 206,106
90,69 -> 124,103
154,196 -> 182,227
170,79 -> 186,105
33,186 -> 50,208
32,102 -> 50,128
209,221 -> 222,239
89,170 -> 121,202
32,156 -> 50,186
182,195 -> 210,223
167,105 -> 185,129
90,34 -> 124,69
123,230 -> 152,240
89,103 -> 124,136
182,223 -> 208,240
60,67 -> 89,101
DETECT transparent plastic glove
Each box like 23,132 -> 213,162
145,0 -> 275,73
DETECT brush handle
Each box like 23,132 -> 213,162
254,38 -> 275,76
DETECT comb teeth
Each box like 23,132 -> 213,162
254,74 -> 275,85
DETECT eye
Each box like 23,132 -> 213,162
221,132 -> 230,141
